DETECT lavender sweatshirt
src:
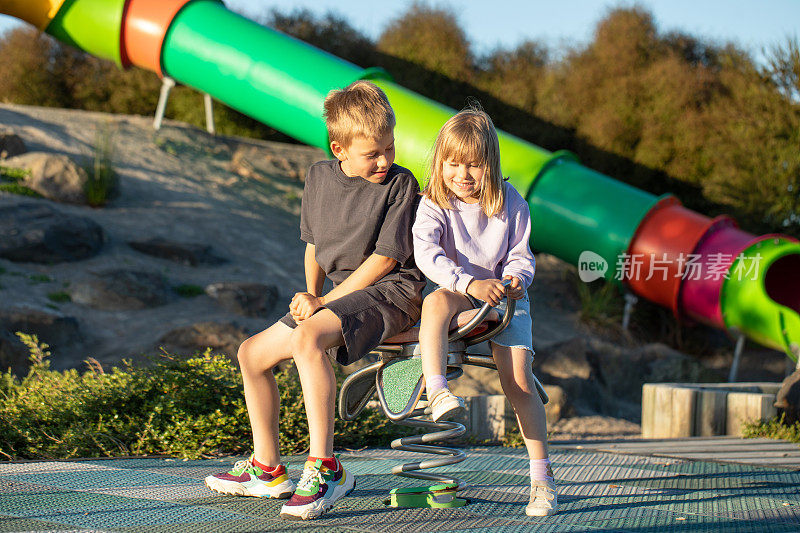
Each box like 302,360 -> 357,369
412,181 -> 536,294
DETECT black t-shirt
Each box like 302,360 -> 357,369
299,159 -> 425,317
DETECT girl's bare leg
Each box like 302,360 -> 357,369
419,289 -> 474,391
492,344 -> 549,460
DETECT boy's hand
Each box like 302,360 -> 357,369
503,275 -> 525,300
466,278 -> 506,306
290,292 -> 324,322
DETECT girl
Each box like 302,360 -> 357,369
412,108 -> 556,517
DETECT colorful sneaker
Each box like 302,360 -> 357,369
204,455 -> 295,498
429,388 -> 466,422
526,479 -> 557,516
279,458 -> 355,520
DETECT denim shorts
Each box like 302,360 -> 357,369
436,287 -> 535,355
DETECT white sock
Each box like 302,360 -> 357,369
530,458 -> 554,483
426,375 -> 448,396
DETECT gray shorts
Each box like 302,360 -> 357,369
279,285 -> 418,366
443,288 -> 535,355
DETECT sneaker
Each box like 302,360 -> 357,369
280,459 -> 355,520
429,389 -> 465,422
204,455 -> 295,498
526,480 -> 557,516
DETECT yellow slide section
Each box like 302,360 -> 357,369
0,0 -> 65,30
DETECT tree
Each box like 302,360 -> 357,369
479,41 -> 548,112
764,36 -> 800,102
377,3 -> 474,81
0,27 -> 68,107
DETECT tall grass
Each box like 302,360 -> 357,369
84,123 -> 118,207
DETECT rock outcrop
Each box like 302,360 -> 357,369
4,152 -> 90,204
157,321 -> 249,358
205,282 -> 278,318
0,202 -> 104,263
0,307 -> 82,374
70,269 -> 172,310
128,237 -> 226,266
0,132 -> 26,159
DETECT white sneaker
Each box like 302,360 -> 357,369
429,389 -> 465,422
526,479 -> 557,516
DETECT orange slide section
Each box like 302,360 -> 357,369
1,0 -> 64,29
123,0 -> 194,75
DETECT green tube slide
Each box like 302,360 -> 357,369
528,156 -> 668,278
45,0 -> 127,66
161,0 -> 381,151
721,237 -> 800,361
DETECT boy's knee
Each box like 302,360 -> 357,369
237,337 -> 253,366
289,326 -> 326,361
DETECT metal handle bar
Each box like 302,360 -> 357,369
449,279 -> 518,346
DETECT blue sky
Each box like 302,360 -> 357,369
1,0 -> 798,61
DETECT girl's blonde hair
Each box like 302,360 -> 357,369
423,107 -> 505,217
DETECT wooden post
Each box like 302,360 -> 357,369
671,387 -> 696,437
694,389 -> 727,436
726,392 -> 778,437
643,382 -> 778,438
641,383 -> 658,438
652,385 -> 675,438
466,395 -> 507,443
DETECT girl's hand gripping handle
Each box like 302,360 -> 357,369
466,278 -> 506,306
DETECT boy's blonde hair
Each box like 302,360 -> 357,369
323,80 -> 395,148
424,107 -> 505,217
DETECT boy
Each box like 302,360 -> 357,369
205,80 -> 425,521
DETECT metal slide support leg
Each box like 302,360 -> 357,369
728,334 -> 746,383
622,293 -> 638,331
154,77 -> 176,130
204,93 -> 216,135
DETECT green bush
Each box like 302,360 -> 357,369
0,334 -> 406,460
174,284 -> 205,298
0,166 -> 30,182
743,414 -> 800,444
46,291 -> 71,303
0,166 -> 38,197
0,183 -> 41,197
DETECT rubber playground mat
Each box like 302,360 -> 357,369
1,444 -> 799,532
